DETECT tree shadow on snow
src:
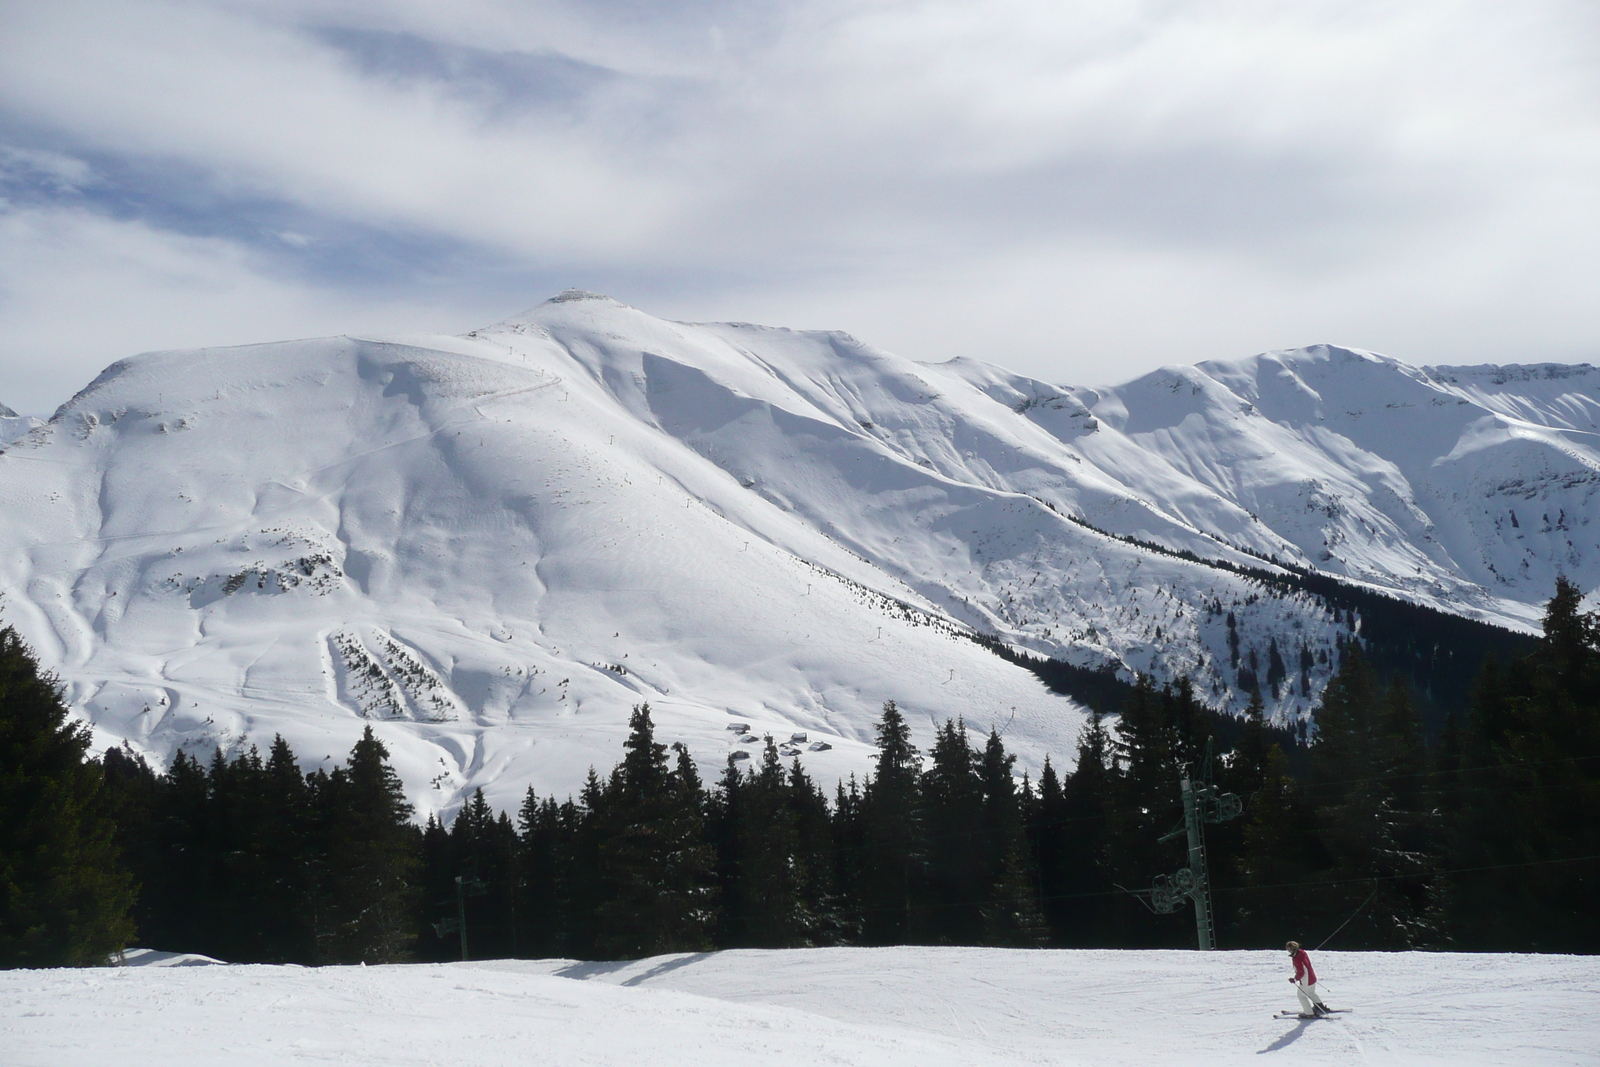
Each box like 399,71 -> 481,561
555,952 -> 716,986
1258,1018 -> 1313,1054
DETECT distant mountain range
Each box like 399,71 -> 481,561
2,291 -> 1593,816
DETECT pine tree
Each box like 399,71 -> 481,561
563,769 -> 607,957
1017,768 -> 1036,846
1109,678 -> 1190,945
721,739 -> 803,946
859,700 -> 922,945
516,788 -> 568,958
1029,755 -> 1069,944
1052,712 -> 1119,945
154,750 -> 214,953
207,745 -> 273,962
1239,647 -> 1260,694
785,756 -> 845,943
1210,686 -> 1269,944
593,704 -> 715,958
1266,638 -> 1287,699
709,753 -> 747,946
1165,677 -> 1212,772
1447,577 -> 1600,950
257,735 -> 314,962
1234,745 -> 1322,945
1540,575 -> 1596,696
416,812 -> 456,961
0,627 -> 136,967
920,719 -> 983,943
312,726 -> 417,964
1307,651 -> 1440,947
1113,677 -> 1178,815
665,742 -> 719,945
99,744 -> 158,948
976,729 -> 1046,946
443,789 -> 519,960
829,775 -> 867,938
1228,686 -> 1270,797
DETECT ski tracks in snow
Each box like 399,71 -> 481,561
7,947 -> 1599,1066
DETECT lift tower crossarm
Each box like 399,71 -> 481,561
1143,739 -> 1242,950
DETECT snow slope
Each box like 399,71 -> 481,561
1070,348 -> 1600,627
5,947 -> 1596,1066
0,292 -> 1590,814
0,399 -> 41,447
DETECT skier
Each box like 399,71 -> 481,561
1286,941 -> 1331,1017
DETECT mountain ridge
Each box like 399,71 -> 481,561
0,296 -> 1590,815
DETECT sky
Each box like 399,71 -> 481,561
1,0 -> 1597,415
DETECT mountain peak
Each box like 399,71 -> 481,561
484,290 -> 636,334
543,289 -> 623,305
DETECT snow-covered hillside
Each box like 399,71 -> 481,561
6,947 -> 1596,1066
1070,348 -> 1600,627
0,399 -> 41,447
0,292 -> 1591,814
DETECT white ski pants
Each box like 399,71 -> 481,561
1294,979 -> 1327,1015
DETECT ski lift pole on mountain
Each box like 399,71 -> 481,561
432,871 -> 489,962
1145,738 -> 1243,950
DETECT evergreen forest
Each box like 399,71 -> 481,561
2,578 -> 1596,967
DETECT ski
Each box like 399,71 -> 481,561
1275,1010 -> 1350,1020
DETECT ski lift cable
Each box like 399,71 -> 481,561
1312,885 -> 1381,951
854,851 -> 1600,918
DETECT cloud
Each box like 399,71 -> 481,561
0,145 -> 95,192
0,0 -> 1596,411
0,204 -> 488,414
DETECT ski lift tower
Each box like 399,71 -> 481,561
1147,739 -> 1243,950
432,871 -> 488,961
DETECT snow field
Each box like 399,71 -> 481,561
5,947 -> 1596,1066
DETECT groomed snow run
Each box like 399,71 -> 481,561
6,947 -> 1596,1066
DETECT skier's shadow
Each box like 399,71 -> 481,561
555,952 -> 715,986
1258,1018 -> 1313,1054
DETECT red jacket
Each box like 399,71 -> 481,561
1291,948 -> 1317,984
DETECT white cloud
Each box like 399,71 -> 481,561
0,205 -> 470,414
0,0 -> 1596,408
0,145 -> 95,191
0,3 -> 683,257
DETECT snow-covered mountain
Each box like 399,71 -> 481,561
0,400 -> 41,447
0,292 -> 1592,816
1067,348 -> 1599,626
